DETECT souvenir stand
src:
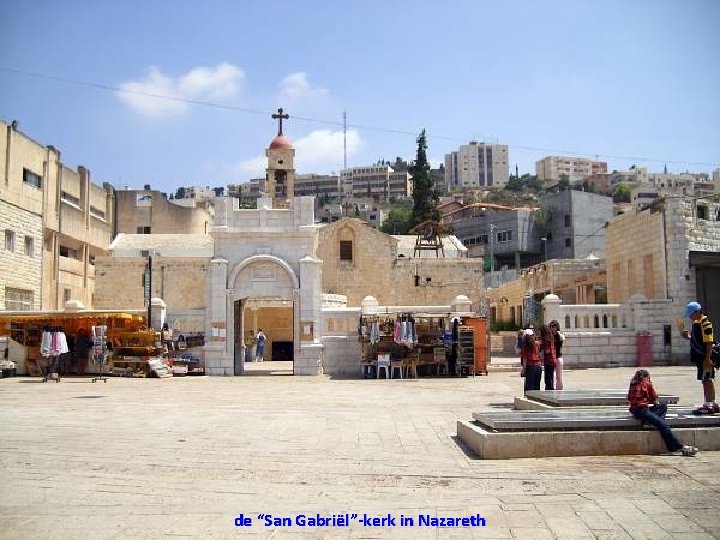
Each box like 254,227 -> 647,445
110,328 -> 171,378
0,310 -> 146,378
357,296 -> 488,379
358,296 -> 487,378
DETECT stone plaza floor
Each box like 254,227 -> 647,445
1,365 -> 719,539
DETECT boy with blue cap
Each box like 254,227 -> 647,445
680,301 -> 717,414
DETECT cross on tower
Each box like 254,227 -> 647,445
271,107 -> 289,136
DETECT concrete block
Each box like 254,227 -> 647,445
551,431 -> 600,457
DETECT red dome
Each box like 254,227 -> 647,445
269,135 -> 293,150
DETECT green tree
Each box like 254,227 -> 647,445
506,175 -> 524,192
380,203 -> 412,234
613,183 -> 631,203
558,174 -> 570,191
409,130 -> 440,228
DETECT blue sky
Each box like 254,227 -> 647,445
1,0 -> 718,195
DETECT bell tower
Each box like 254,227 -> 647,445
264,107 -> 296,202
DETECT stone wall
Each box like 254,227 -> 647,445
318,218 -> 484,307
321,307 -> 362,377
115,190 -> 213,235
0,200 -> 42,310
94,256 -> 207,312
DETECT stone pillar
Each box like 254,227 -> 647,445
541,293 -> 561,326
297,255 -> 324,375
150,298 -> 166,330
204,257 -> 231,376
451,294 -> 473,314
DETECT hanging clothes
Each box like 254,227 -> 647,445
40,330 -> 52,357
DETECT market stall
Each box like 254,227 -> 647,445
0,310 -> 146,377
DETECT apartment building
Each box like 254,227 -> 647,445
0,119 -> 114,310
444,142 -> 509,192
228,180 -> 260,203
294,173 -> 343,201
539,190 -> 613,261
443,203 -> 540,270
535,156 -> 607,187
341,165 -> 412,201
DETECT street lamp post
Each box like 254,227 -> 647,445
540,237 -> 553,294
146,253 -> 153,328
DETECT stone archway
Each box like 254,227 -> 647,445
228,255 -> 299,375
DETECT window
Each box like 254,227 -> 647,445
565,238 -> 572,247
5,230 -> 15,251
697,205 -> 708,221
137,226 -> 151,234
59,245 -> 78,259
89,255 -> 96,265
339,240 -> 353,261
90,206 -> 106,220
63,288 -> 71,304
497,230 -> 513,243
22,168 -> 42,189
24,236 -> 34,257
564,214 -> 571,227
5,287 -> 33,311
61,191 -> 80,206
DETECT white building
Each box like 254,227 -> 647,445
535,155 -> 608,187
341,164 -> 412,201
444,142 -> 509,191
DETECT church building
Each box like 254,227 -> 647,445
203,109 -> 324,375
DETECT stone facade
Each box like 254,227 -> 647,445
94,234 -> 211,334
317,218 -> 484,308
205,196 -> 324,376
1,119 -> 113,310
0,199 -> 42,310
486,258 -> 606,326
114,189 -> 213,235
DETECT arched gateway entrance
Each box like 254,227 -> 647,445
230,255 -> 298,375
203,111 -> 324,376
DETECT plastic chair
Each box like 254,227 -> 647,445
404,358 -> 418,379
377,356 -> 390,379
390,359 -> 404,379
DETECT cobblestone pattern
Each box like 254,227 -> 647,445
1,366 -> 719,539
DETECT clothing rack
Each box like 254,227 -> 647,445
91,325 -> 109,383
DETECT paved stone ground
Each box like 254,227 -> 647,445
1,365 -> 719,539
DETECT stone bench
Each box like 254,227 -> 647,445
515,389 -> 679,410
457,408 -> 720,459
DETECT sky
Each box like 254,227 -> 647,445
1,0 -> 718,195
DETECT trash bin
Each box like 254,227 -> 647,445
636,331 -> 653,367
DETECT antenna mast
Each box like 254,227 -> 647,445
343,110 -> 347,171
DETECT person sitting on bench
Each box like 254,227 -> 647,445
627,369 -> 698,457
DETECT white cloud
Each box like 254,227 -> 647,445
116,62 -> 245,117
234,129 -> 362,179
278,72 -> 328,102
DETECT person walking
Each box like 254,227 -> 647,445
255,329 -> 267,362
549,320 -> 565,390
627,369 -> 698,456
680,301 -> 718,414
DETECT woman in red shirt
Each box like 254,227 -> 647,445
522,329 -> 542,394
627,369 -> 697,456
